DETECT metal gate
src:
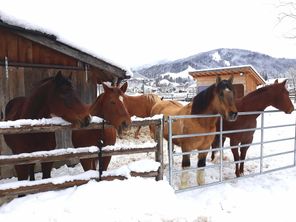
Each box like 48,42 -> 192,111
167,110 -> 296,192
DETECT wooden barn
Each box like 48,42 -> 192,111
189,65 -> 266,98
0,18 -> 130,178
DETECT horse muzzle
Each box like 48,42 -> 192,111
227,111 -> 238,122
80,115 -> 91,127
285,106 -> 294,114
117,120 -> 131,137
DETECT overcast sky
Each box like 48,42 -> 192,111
0,0 -> 295,68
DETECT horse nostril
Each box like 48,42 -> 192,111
81,115 -> 91,127
229,112 -> 238,121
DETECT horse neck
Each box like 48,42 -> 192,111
237,87 -> 274,113
90,96 -> 104,118
22,90 -> 50,119
124,95 -> 150,117
187,101 -> 218,129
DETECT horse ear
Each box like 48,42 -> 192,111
274,79 -> 278,84
228,75 -> 234,84
120,82 -> 128,93
216,76 -> 221,86
54,71 -> 64,83
102,82 -> 111,93
68,72 -> 73,80
282,79 -> 287,86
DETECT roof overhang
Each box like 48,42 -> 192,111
189,65 -> 266,85
0,19 -> 129,82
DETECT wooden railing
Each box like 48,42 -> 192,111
0,116 -> 163,197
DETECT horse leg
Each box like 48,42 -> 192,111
29,164 -> 35,181
196,152 -> 207,185
239,141 -> 251,176
81,158 -> 96,171
211,135 -> 226,162
134,126 -> 141,139
180,154 -> 190,189
211,135 -> 219,161
41,162 -> 53,179
15,165 -> 30,181
230,139 -> 240,177
102,156 -> 111,171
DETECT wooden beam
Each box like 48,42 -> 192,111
0,171 -> 159,197
0,147 -> 158,167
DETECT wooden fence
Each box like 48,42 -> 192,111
0,117 -> 163,198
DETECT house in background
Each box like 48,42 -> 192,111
189,65 -> 266,98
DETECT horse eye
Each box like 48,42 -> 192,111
110,100 -> 116,105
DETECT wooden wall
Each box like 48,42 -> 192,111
0,28 -> 99,178
0,27 -> 77,66
193,73 -> 260,97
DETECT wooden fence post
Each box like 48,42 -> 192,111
155,117 -> 164,180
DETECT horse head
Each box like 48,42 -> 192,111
215,76 -> 238,121
46,71 -> 91,127
270,79 -> 294,114
92,82 -> 131,136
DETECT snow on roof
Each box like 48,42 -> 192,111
0,11 -> 131,76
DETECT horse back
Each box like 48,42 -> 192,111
151,100 -> 184,117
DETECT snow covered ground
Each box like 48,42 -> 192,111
0,106 -> 296,222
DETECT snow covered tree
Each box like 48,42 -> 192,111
286,67 -> 296,102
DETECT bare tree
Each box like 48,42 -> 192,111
286,67 -> 296,102
277,1 -> 296,38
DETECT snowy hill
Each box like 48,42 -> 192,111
133,48 -> 296,79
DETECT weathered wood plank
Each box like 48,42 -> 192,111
0,146 -> 158,166
0,118 -> 161,135
0,171 -> 158,197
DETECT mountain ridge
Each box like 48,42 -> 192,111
133,48 -> 296,79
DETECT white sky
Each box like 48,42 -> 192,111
0,0 -> 295,68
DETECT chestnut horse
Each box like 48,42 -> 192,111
211,79 -> 294,177
120,83 -> 163,138
4,71 -> 91,181
151,76 -> 238,187
72,82 -> 131,172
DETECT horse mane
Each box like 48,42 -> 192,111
31,76 -> 54,89
240,84 -> 270,101
191,84 -> 215,114
145,94 -> 162,104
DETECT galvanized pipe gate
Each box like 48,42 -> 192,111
167,110 -> 296,192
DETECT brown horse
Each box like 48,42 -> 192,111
151,76 -> 238,187
4,71 -> 91,181
211,79 -> 294,177
71,82 -> 131,171
120,83 -> 163,138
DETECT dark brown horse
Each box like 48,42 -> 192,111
72,82 -> 131,171
120,83 -> 163,138
4,71 -> 91,181
151,76 -> 238,187
211,79 -> 294,177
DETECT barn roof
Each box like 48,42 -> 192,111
189,65 -> 266,85
0,18 -> 130,82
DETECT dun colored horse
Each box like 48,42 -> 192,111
4,71 -> 91,181
211,79 -> 294,177
72,82 -> 131,171
120,83 -> 163,138
151,76 -> 238,187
